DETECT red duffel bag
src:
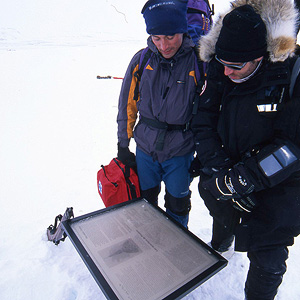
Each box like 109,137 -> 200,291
97,158 -> 140,207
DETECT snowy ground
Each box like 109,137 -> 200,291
0,0 -> 299,299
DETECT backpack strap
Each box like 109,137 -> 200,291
133,47 -> 153,101
139,116 -> 191,151
192,47 -> 207,115
133,46 -> 206,116
289,56 -> 300,98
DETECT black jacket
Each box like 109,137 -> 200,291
192,56 -> 300,251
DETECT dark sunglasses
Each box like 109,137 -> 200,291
215,55 -> 247,70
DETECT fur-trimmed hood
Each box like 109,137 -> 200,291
199,0 -> 299,63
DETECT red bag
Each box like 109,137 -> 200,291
97,158 -> 141,207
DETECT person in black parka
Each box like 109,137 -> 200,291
190,0 -> 300,299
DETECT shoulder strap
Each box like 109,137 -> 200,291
192,46 -> 206,80
113,158 -> 138,199
133,47 -> 153,101
192,47 -> 207,115
101,164 -> 118,187
289,56 -> 300,98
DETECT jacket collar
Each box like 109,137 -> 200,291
147,34 -> 194,62
224,58 -> 291,96
199,0 -> 298,63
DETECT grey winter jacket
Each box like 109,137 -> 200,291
117,35 -> 200,162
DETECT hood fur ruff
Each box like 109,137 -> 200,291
199,0 -> 299,62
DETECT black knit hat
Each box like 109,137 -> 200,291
142,0 -> 188,35
216,5 -> 267,62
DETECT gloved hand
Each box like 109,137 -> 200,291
189,156 -> 222,178
202,163 -> 255,200
117,143 -> 136,170
231,194 -> 258,213
189,156 -> 202,177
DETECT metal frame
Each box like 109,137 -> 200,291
62,198 -> 227,300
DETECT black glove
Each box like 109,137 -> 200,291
202,163 -> 255,200
189,156 -> 202,177
231,194 -> 258,213
189,156 -> 222,178
117,143 -> 137,170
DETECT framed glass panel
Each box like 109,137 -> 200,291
63,198 -> 227,300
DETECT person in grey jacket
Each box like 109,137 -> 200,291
117,0 -> 203,227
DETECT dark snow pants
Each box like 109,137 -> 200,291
245,247 -> 288,300
198,175 -> 290,300
211,217 -> 289,300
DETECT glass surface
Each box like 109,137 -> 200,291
64,199 -> 226,300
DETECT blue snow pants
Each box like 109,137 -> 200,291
136,147 -> 193,227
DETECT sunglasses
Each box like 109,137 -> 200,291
215,55 -> 247,70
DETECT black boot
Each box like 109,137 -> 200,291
141,185 -> 161,206
211,219 -> 234,252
